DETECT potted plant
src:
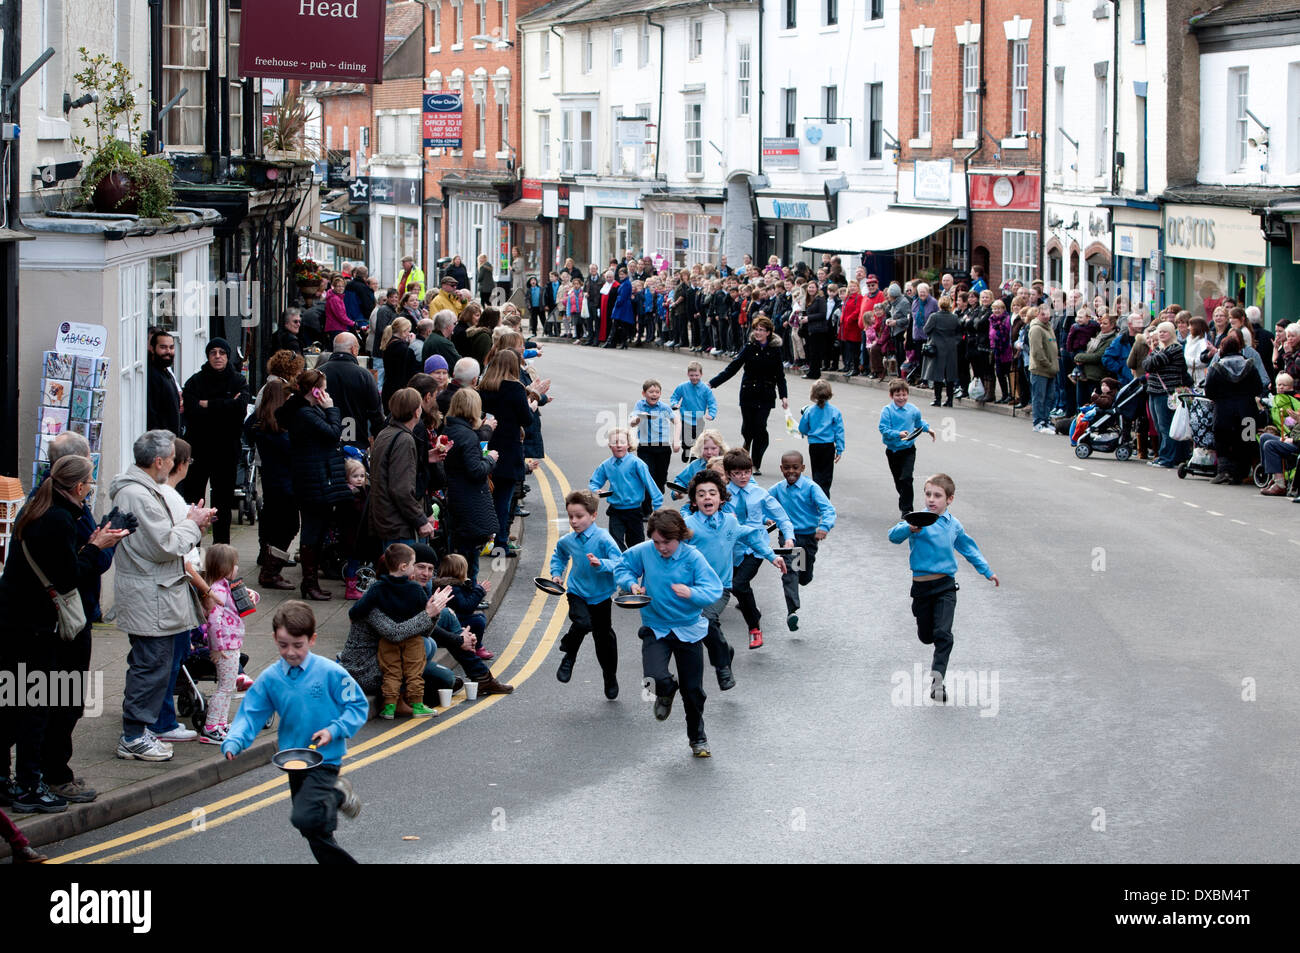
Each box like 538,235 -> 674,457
293,257 -> 324,296
70,48 -> 175,220
263,89 -> 319,158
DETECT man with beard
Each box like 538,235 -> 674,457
147,329 -> 182,435
179,339 -> 251,544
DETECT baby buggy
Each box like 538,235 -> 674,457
1175,392 -> 1218,480
174,630 -> 275,732
1072,376 -> 1146,461
233,432 -> 259,526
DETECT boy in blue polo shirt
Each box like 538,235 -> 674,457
589,428 -> 664,549
630,378 -> 679,495
684,469 -> 785,690
887,473 -> 999,703
670,362 -> 719,463
878,379 -> 935,518
616,510 -> 724,757
223,601 -> 369,864
550,489 -> 626,699
721,448 -> 793,650
769,450 -> 836,632
798,380 -> 846,497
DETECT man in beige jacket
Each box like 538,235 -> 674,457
1028,303 -> 1060,433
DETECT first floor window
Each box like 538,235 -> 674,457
962,43 -> 980,140
737,42 -> 751,117
539,114 -> 551,173
1002,229 -> 1037,286
917,46 -> 932,138
1012,39 -> 1029,136
867,82 -> 883,160
685,102 -> 703,174
783,87 -> 797,139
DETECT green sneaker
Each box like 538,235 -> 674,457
379,703 -> 396,720
411,702 -> 437,717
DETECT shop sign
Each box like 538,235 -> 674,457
55,322 -> 108,358
913,159 -> 952,202
968,173 -> 1040,211
803,122 -> 846,148
1162,203 -> 1265,266
522,179 -> 542,200
586,187 -> 641,210
1115,225 -> 1158,261
762,137 -> 800,170
239,0 -> 387,84
755,196 -> 831,221
352,175 -> 422,206
423,93 -> 463,149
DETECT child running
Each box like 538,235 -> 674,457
615,510 -> 724,758
878,379 -> 935,518
670,362 -> 719,463
348,543 -> 439,719
671,429 -> 728,500
768,450 -> 836,632
887,473 -> 999,703
588,427 -> 663,549
797,380 -> 845,497
630,378 -> 680,493
550,489 -> 625,698
436,553 -> 493,660
684,469 -> 785,690
223,601 -> 369,864
721,448 -> 794,649
198,544 -> 260,744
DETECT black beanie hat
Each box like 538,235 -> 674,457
206,337 -> 233,357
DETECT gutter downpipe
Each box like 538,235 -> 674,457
1109,0 -> 1120,305
647,12 -> 665,181
963,0 -> 987,276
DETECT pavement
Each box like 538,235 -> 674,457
2,507 -> 524,855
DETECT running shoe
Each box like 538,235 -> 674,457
748,628 -> 764,649
691,741 -> 712,758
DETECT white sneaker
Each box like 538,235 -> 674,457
154,725 -> 198,743
117,732 -> 174,761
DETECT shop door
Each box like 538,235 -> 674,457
118,262 -> 149,474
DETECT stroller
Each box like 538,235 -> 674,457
1175,393 -> 1218,480
175,630 -> 275,732
233,432 -> 259,526
1072,376 -> 1146,461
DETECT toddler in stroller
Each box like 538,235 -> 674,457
1071,376 -> 1145,460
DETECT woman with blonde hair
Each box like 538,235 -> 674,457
443,387 -> 499,584
380,316 -> 420,411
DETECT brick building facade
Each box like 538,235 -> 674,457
895,0 -> 1043,290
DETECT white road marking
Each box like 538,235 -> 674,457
1090,472 -> 1106,478
1007,448 -> 1022,454
1207,510 -> 1223,516
1069,465 -> 1085,471
987,443 -> 1002,450
1113,479 -> 1130,485
1158,493 -> 1175,499
1025,453 -> 1041,459
1260,528 -> 1277,536
1047,459 -> 1062,465
1183,501 -> 1200,508
1231,519 -> 1248,525
1137,486 -> 1153,492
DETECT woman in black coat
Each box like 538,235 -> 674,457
923,298 -> 962,406
277,368 -> 352,600
380,316 -> 421,413
709,315 -> 789,474
1205,332 -> 1265,484
247,379 -> 297,589
0,456 -> 126,812
478,349 -> 535,555
801,285 -> 830,379
443,387 -> 500,583
179,337 -> 250,544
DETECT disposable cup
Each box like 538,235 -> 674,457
464,680 -> 479,700
437,688 -> 453,708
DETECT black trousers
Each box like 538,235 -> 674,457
730,554 -> 765,630
288,764 -> 357,864
911,575 -> 958,680
780,534 -> 820,614
637,444 -> 672,489
299,503 -> 337,547
885,446 -> 916,514
700,590 -> 733,670
0,627 -> 56,789
607,506 -> 644,551
739,402 -> 774,471
640,628 -> 707,745
808,442 -> 836,497
258,486 -> 300,552
805,331 -> 830,378
181,446 -> 238,544
559,595 -> 617,678
40,624 -> 93,786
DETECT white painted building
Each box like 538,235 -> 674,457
756,0 -> 900,267
518,0 -> 759,271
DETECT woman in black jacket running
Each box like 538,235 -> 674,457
709,315 -> 789,474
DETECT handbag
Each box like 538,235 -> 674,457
1169,401 -> 1193,442
921,340 -> 937,357
22,540 -> 86,642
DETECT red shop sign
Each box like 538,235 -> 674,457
240,0 -> 387,85
968,173 -> 1041,211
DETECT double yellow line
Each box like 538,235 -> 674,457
49,458 -> 574,864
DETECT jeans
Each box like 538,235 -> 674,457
421,637 -> 459,695
1148,393 -> 1180,466
149,629 -> 197,735
1031,373 -> 1053,428
373,355 -> 385,392
1261,433 -> 1300,476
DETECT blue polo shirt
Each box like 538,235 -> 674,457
589,453 -> 663,510
684,509 -> 774,587
768,475 -> 836,535
615,540 -> 723,642
887,510 -> 993,579
550,524 -> 623,603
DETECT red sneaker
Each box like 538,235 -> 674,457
475,647 -> 495,660
235,674 -> 254,692
748,628 -> 763,650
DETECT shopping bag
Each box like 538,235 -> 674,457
1169,401 -> 1192,442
